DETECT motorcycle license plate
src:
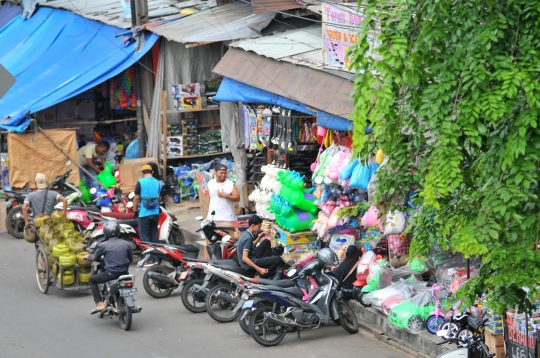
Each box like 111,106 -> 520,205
242,300 -> 254,309
120,288 -> 138,297
179,271 -> 188,280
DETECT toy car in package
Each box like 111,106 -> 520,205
388,291 -> 436,334
370,279 -> 417,312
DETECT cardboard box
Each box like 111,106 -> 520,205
167,145 -> 183,157
272,225 -> 318,245
180,97 -> 202,110
273,240 -> 318,254
167,136 -> 183,146
118,157 -> 158,194
485,332 -> 506,358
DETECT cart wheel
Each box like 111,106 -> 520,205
36,248 -> 51,294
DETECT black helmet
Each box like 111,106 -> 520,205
103,220 -> 121,239
318,248 -> 339,267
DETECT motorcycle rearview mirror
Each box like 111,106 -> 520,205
126,202 -> 133,208
90,187 -> 97,194
128,192 -> 135,199
66,160 -> 71,166
436,330 -> 449,337
286,268 -> 297,278
211,210 -> 216,216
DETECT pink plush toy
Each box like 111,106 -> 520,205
360,204 -> 385,230
325,149 -> 351,183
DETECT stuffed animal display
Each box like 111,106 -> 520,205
266,170 -> 318,233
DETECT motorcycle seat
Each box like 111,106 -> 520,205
167,244 -> 199,253
114,219 -> 139,227
68,205 -> 100,212
215,264 -> 252,275
252,278 -> 296,288
190,258 -> 239,266
101,212 -> 135,220
263,285 -> 304,297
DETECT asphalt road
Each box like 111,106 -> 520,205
0,234 -> 410,358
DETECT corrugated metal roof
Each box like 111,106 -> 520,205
150,2 -> 275,43
251,0 -> 304,14
230,24 -> 321,59
213,48 -> 354,118
229,24 -> 353,80
44,0 -> 185,28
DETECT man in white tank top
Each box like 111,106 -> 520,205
206,164 -> 240,227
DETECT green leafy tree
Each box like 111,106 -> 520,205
348,0 -> 540,311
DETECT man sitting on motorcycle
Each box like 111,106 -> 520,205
85,221 -> 133,314
236,215 -> 282,277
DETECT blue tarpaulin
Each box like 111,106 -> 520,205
214,77 -> 356,131
214,77 -> 315,115
0,7 -> 159,132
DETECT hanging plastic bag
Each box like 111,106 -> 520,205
349,161 -> 366,189
325,148 -> 351,184
340,158 -> 359,180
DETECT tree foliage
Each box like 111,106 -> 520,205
348,0 -> 540,310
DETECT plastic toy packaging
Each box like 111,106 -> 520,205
354,251 -> 376,287
370,279 -> 417,313
329,234 -> 356,261
388,291 -> 436,334
435,256 -> 481,292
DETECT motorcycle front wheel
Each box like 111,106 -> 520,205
205,283 -> 240,323
249,306 -> 287,347
118,297 -> 132,331
336,300 -> 358,334
142,265 -> 174,298
181,279 -> 208,313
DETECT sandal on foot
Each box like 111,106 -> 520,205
90,308 -> 105,315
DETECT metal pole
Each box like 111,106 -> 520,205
131,0 -> 145,158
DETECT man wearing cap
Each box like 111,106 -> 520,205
22,173 -> 68,226
132,165 -> 162,264
206,164 -> 240,228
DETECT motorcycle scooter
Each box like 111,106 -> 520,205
87,240 -> 143,331
243,251 -> 359,347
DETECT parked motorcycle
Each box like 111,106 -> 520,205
135,241 -> 201,299
89,186 -> 132,213
3,189 -> 30,213
86,204 -> 184,252
243,248 -> 359,347
7,170 -> 84,238
197,210 -> 231,260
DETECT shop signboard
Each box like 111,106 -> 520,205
505,323 -> 538,358
321,2 -> 380,73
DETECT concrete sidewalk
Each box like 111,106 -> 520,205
166,199 -> 207,254
166,200 -> 449,357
